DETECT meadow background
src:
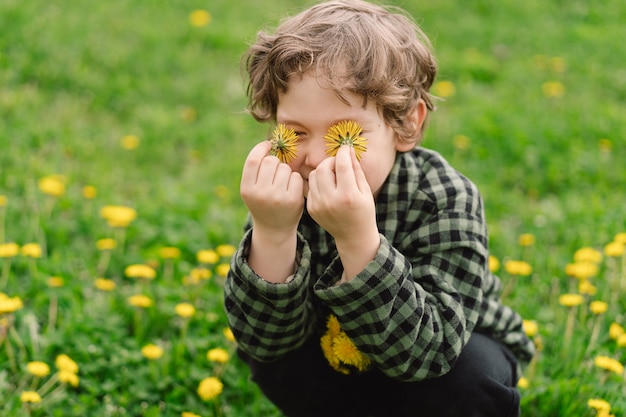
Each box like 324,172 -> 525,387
1,0 -> 625,415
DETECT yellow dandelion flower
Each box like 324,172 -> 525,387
599,138 -> 613,153
452,134 -> 470,151
55,354 -> 79,374
333,333 -> 370,371
21,243 -> 42,258
216,263 -> 230,277
26,361 -> 50,378
159,247 -> 181,259
175,303 -> 196,318
320,333 -> 342,372
590,300 -> 608,315
47,276 -> 64,288
38,175 -> 66,197
189,9 -> 212,27
58,370 -> 79,387
216,244 -> 236,258
617,334 -> 626,348
574,247 -> 603,263
559,293 -> 584,307
100,205 -> 137,228
0,242 -> 20,258
604,241 -> 625,257
270,124 -> 299,163
207,348 -> 229,363
182,412 -> 202,417
324,120 -> 368,161
0,195 -> 6,206
432,80 -> 456,98
588,398 -> 611,413
594,355 -> 624,375
609,322 -> 625,340
141,344 -> 164,360
578,279 -> 597,296
517,377 -> 529,389
82,185 -> 97,199
326,314 -> 341,338
197,376 -> 223,401
128,294 -> 153,308
488,255 -> 500,273
197,249 -> 219,264
522,320 -> 538,337
94,278 -> 116,291
518,233 -> 536,247
96,238 -> 117,251
124,264 -> 157,280
504,260 -> 532,276
565,261 -> 599,280
542,81 -> 565,98
0,295 -> 24,314
190,268 -> 212,281
121,134 -> 140,150
223,327 -> 236,343
614,233 -> 626,244
20,391 -> 42,403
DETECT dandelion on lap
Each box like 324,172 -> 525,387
224,1 -> 534,416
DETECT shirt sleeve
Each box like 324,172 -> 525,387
223,229 -> 318,362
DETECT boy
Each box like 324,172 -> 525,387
224,1 -> 535,416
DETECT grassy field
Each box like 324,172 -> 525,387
1,0 -> 625,415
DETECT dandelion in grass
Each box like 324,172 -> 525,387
617,334 -> 626,348
99,205 -> 137,228
270,123 -> 299,163
189,10 -> 212,27
21,243 -> 42,259
182,412 -> 202,417
574,247 -> 603,263
452,134 -> 470,151
142,344 -> 165,360
587,301 -> 609,355
197,376 -> 223,401
0,293 -> 24,315
26,361 -> 50,378
216,244 -> 236,258
0,242 -> 19,287
121,134 -> 140,150
522,320 -> 538,338
125,264 -> 157,280
175,303 -> 196,319
207,348 -> 230,364
542,81 -> 565,98
609,322 -> 624,340
324,120 -> 367,161
517,377 -> 529,389
159,247 -> 180,281
94,278 -> 116,292
593,355 -> 624,376
82,185 -> 97,199
20,391 -> 42,403
501,260 -> 532,300
223,327 -> 236,343
55,354 -> 79,374
197,249 -> 219,264
566,261 -> 599,280
38,175 -> 66,198
58,370 -> 79,387
432,80 -> 456,98
488,255 -> 500,273
559,293 -> 583,347
128,294 -> 153,308
216,263 -> 230,278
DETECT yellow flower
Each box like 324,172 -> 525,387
0,294 -> 24,314
20,391 -> 42,403
588,398 -> 611,413
216,244 -> 236,258
223,327 -> 236,343
0,195 -> 6,206
197,249 -> 219,264
128,294 -> 153,308
518,233 -> 536,247
432,80 -> 456,98
326,314 -> 341,338
26,361 -> 50,378
565,261 -> 599,279
542,81 -> 565,98
124,264 -> 156,280
270,124 -> 299,163
38,175 -> 66,197
21,243 -> 42,258
58,369 -> 80,387
141,344 -> 164,360
159,247 -> 181,259
182,413 -> 201,417
522,320 -> 538,337
574,247 -> 603,263
517,377 -> 529,389
590,300 -> 608,315
503,260 -> 533,276
604,241 -> 625,257
333,333 -> 371,371
207,348 -> 230,363
321,314 -> 370,374
82,185 -> 97,199
100,205 -> 137,228
614,233 -> 626,244
452,134 -> 470,151
593,355 -> 624,375
216,263 -> 230,277
578,279 -> 597,296
616,334 -> 626,348
324,120 -> 368,161
0,242 -> 19,258
47,276 -> 64,288
175,303 -> 196,318
488,255 -> 500,273
55,354 -> 79,373
609,322 -> 625,340
189,9 -> 212,27
599,138 -> 612,153
96,238 -> 117,251
197,376 -> 223,401
191,268 -> 212,280
121,134 -> 140,150
94,278 -> 116,291
558,293 -> 584,307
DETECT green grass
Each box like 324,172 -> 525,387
1,0 -> 625,415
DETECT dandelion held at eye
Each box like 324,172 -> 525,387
324,120 -> 368,161
270,123 -> 299,163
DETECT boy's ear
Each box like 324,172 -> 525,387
395,99 -> 428,152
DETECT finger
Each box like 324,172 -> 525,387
241,141 -> 273,186
349,146 -> 370,193
335,146 -> 357,190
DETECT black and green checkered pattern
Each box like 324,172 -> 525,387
225,147 -> 535,381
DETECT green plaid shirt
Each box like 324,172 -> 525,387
225,147 -> 535,381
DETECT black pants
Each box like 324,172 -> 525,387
238,332 -> 521,417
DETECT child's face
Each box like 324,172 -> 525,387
277,72 -> 412,198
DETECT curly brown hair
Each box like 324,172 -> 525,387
243,0 -> 437,145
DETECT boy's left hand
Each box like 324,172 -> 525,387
307,146 -> 380,280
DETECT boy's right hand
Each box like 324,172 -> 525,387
240,141 -> 304,239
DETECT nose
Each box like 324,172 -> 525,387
298,137 -> 327,169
